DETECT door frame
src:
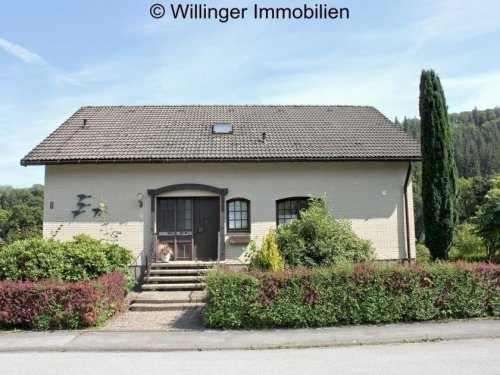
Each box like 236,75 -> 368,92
147,183 -> 228,261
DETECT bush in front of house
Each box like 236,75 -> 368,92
276,197 -> 375,267
0,234 -> 134,287
204,262 -> 500,329
0,271 -> 126,330
416,243 -> 431,264
249,230 -> 285,271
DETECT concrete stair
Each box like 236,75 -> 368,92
141,283 -> 207,291
129,291 -> 207,312
141,261 -> 214,292
130,302 -> 205,311
144,276 -> 205,283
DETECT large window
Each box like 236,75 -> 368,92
227,198 -> 250,232
157,198 -> 192,234
276,197 -> 309,225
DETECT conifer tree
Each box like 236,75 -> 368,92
419,69 -> 458,259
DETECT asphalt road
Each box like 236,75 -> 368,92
1,338 -> 499,375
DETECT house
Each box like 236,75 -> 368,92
21,105 -> 421,275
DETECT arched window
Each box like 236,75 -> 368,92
276,197 -> 309,225
227,198 -> 250,232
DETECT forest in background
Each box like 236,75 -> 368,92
0,185 -> 43,244
399,107 -> 500,178
398,107 -> 500,259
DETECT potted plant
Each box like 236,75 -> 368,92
158,244 -> 174,263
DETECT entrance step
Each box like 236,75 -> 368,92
144,275 -> 204,283
148,268 -> 209,275
129,291 -> 207,311
133,291 -> 206,302
130,302 -> 205,311
142,261 -> 214,292
141,283 -> 207,291
151,261 -> 215,268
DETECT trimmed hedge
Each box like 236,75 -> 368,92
204,262 -> 500,329
0,272 -> 126,330
0,235 -> 134,289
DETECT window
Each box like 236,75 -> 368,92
227,198 -> 250,232
276,197 -> 309,225
212,122 -> 233,134
158,198 -> 192,233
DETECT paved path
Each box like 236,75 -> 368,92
0,319 -> 498,352
101,291 -> 205,331
1,339 -> 499,374
101,310 -> 204,331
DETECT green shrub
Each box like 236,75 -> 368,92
473,176 -> 500,262
204,262 -> 500,329
449,223 -> 486,260
0,238 -> 66,281
416,244 -> 431,264
0,235 -> 134,288
2,204 -> 42,243
276,197 -> 374,267
249,230 -> 285,271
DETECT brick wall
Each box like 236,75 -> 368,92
43,161 -> 416,263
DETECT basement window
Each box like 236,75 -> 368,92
212,122 -> 233,134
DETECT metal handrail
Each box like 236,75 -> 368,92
217,230 -> 221,264
145,232 -> 158,281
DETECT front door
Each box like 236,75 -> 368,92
193,198 -> 219,260
157,197 -> 219,261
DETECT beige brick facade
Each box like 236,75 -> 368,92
43,161 -> 416,264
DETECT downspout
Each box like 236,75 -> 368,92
403,162 -> 412,264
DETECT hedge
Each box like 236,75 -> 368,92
0,272 -> 126,330
0,235 -> 135,289
204,262 -> 500,329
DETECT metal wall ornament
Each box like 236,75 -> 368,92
136,193 -> 144,207
72,210 -> 85,218
92,198 -> 108,217
72,194 -> 92,218
77,194 -> 92,202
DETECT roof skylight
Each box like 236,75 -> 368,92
212,122 -> 233,134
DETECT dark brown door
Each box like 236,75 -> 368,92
194,198 -> 219,260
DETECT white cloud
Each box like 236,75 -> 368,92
409,0 -> 500,55
0,37 -> 43,64
0,37 -> 81,87
443,71 -> 500,112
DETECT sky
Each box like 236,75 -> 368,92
1,0 -> 499,187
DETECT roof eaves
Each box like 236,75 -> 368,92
20,155 -> 422,166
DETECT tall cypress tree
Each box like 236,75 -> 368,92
419,69 -> 458,259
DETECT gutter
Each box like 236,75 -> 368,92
21,156 -> 422,166
403,162 -> 412,263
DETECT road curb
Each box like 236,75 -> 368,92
0,319 -> 499,353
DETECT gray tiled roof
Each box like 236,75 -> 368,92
21,105 -> 421,165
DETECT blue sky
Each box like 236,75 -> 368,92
1,0 -> 499,187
